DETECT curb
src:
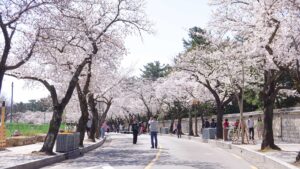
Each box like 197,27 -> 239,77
207,140 -> 298,169
5,137 -> 106,169
163,134 -> 298,169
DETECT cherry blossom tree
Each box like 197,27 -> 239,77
127,78 -> 157,120
87,66 -> 128,140
209,0 -> 300,150
7,0 -> 150,154
0,0 -> 60,95
156,71 -> 213,136
75,38 -> 125,144
176,34 -> 235,139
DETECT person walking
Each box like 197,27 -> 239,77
100,121 -> 108,138
204,119 -> 210,128
247,115 -> 255,140
148,116 -> 158,149
86,118 -> 92,137
176,122 -> 182,138
223,118 -> 229,141
173,122 -> 177,134
256,116 -> 263,139
234,119 -> 239,130
132,116 -> 139,144
210,119 -> 217,128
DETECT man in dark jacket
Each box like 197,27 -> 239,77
210,119 -> 217,128
204,119 -> 210,128
132,116 -> 139,144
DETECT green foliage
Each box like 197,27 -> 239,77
224,90 -> 261,114
5,123 -> 65,137
140,61 -> 171,81
275,96 -> 300,108
199,102 -> 215,116
183,26 -> 210,51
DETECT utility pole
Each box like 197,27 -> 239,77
10,82 -> 13,124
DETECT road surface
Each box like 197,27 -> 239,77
42,133 -> 257,169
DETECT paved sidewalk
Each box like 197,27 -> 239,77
166,133 -> 300,169
0,137 -> 106,169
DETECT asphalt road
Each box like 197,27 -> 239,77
41,133 -> 257,169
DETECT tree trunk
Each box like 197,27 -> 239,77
194,111 -> 198,137
39,56 -> 88,154
0,71 -> 4,95
178,117 -> 183,134
188,111 -> 194,136
216,105 -> 224,139
169,117 -> 175,133
88,94 -> 98,141
261,70 -> 281,150
98,99 -> 112,130
40,105 -> 63,154
162,118 -> 165,127
200,112 -> 204,134
76,84 -> 89,147
296,152 -> 300,162
261,95 -> 281,150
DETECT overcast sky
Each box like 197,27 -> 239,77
2,0 -> 211,103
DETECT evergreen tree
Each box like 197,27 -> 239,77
183,27 -> 210,51
140,61 -> 171,81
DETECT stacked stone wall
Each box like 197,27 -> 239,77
158,107 -> 300,143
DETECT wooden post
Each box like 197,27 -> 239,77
0,101 -> 6,149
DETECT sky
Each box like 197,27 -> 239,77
122,0 -> 211,76
2,0 -> 211,103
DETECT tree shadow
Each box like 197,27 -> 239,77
155,150 -> 224,169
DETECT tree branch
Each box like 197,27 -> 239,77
6,29 -> 40,70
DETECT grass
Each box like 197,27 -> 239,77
4,123 -> 66,137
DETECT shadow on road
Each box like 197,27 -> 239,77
155,149 -> 223,169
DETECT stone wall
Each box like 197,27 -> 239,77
6,134 -> 46,147
159,107 -> 300,143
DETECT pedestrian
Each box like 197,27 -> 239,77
247,115 -> 254,140
210,119 -> 217,128
234,119 -> 239,130
86,117 -> 92,137
173,122 -> 177,134
139,122 -> 145,134
100,121 -> 108,138
148,116 -> 158,149
132,116 -> 139,144
119,124 -> 123,132
223,118 -> 229,141
223,118 -> 229,128
204,119 -> 210,128
176,122 -> 182,138
256,116 -> 263,139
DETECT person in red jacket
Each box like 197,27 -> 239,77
223,119 -> 229,128
234,119 -> 239,130
223,118 -> 229,141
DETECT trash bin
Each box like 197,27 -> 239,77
202,128 -> 216,139
223,128 -> 229,141
160,127 -> 169,134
